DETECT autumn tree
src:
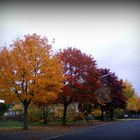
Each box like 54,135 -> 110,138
0,34 -> 63,129
95,84 -> 111,121
57,47 -> 99,125
98,68 -> 127,120
95,68 -> 112,121
108,78 -> 126,120
136,97 -> 140,115
123,80 -> 139,116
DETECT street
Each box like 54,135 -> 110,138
47,120 -> 140,140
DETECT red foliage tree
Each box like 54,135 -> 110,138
57,47 -> 100,125
99,68 -> 127,120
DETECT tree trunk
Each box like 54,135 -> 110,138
43,106 -> 48,124
110,109 -> 114,120
23,105 -> 28,130
62,104 -> 68,125
85,115 -> 89,123
100,106 -> 104,121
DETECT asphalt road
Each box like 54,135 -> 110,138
47,120 -> 140,140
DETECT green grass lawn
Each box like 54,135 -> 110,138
0,120 -> 45,128
0,120 -> 23,128
0,119 -> 99,128
0,118 -> 122,129
0,120 -> 72,128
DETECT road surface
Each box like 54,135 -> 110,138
46,120 -> 140,140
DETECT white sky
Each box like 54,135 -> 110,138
0,2 -> 140,94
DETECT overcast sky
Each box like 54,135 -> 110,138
0,1 -> 140,95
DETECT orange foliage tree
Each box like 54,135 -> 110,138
0,34 -> 63,129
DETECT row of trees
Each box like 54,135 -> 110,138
0,34 -> 139,129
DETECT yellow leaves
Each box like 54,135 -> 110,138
22,94 -> 33,100
0,91 -> 19,104
93,108 -> 102,116
47,92 -> 57,100
136,98 -> 140,111
123,80 -> 139,112
127,95 -> 137,111
33,91 -> 57,104
0,34 -> 64,106
123,80 -> 136,98
12,103 -> 23,112
127,95 -> 140,112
